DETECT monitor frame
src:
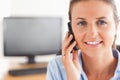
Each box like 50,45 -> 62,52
3,16 -> 62,63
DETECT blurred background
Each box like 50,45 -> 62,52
0,0 -> 120,79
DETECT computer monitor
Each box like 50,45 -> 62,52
3,17 -> 62,64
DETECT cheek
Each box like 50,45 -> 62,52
72,24 -> 85,43
74,32 -> 86,50
105,25 -> 116,41
103,30 -> 115,44
73,29 -> 84,45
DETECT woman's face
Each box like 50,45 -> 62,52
71,1 -> 118,56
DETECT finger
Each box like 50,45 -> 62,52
62,33 -> 73,51
62,32 -> 69,46
64,31 -> 69,40
65,41 -> 77,57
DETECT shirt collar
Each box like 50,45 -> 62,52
78,49 -> 120,72
112,49 -> 120,72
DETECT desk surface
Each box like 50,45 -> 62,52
4,73 -> 46,80
3,62 -> 47,80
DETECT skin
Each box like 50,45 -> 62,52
62,0 -> 118,80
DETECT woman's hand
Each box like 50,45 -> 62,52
62,32 -> 81,80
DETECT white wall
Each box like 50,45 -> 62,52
0,0 -> 11,59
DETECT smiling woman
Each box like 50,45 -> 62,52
71,0 -> 119,56
46,0 -> 120,80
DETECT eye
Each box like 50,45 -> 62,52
77,21 -> 87,26
97,20 -> 107,25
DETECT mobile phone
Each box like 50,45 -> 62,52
68,22 -> 78,50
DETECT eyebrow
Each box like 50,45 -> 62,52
76,17 -> 107,20
96,17 -> 107,19
76,17 -> 86,20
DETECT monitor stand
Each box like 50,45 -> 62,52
27,55 -> 36,64
21,55 -> 48,67
26,56 -> 48,66
25,55 -> 48,68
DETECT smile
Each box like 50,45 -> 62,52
85,41 -> 103,45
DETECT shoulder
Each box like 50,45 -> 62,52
46,55 -> 66,80
47,55 -> 65,73
47,55 -> 64,68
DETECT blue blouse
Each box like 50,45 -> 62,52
46,49 -> 120,80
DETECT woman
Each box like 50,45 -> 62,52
46,0 -> 120,80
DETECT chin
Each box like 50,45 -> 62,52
81,48 -> 105,57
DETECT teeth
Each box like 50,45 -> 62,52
86,42 -> 100,45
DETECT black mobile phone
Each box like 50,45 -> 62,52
68,22 -> 78,50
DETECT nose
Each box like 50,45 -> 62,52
86,24 -> 98,38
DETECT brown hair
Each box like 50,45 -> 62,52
68,0 -> 119,48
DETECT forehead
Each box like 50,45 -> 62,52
71,1 -> 114,20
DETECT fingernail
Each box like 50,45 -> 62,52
74,41 -> 76,44
70,34 -> 73,38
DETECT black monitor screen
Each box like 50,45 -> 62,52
3,17 -> 62,56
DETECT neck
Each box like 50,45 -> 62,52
81,50 -> 117,77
